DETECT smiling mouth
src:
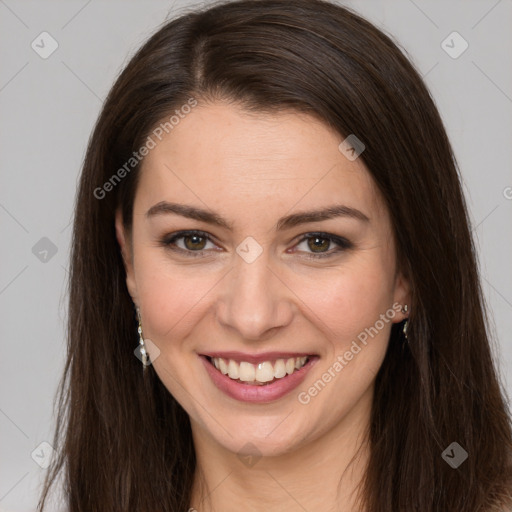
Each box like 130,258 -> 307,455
205,355 -> 312,386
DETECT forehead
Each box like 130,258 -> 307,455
135,102 -> 385,222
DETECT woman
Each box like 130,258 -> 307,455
38,0 -> 512,510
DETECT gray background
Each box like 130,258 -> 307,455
1,1 -> 511,510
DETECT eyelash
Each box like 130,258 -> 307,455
160,230 -> 352,259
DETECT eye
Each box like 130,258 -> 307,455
292,232 -> 352,259
160,230 -> 352,260
160,230 -> 219,257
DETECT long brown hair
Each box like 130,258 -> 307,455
38,0 -> 512,510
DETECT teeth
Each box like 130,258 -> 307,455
274,359 -> 286,378
228,359 -> 239,379
219,358 -> 229,375
255,361 -> 274,383
210,356 -> 310,384
239,362 -> 256,382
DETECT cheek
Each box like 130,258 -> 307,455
133,250 -> 217,345
295,256 -> 396,344
293,267 -> 396,433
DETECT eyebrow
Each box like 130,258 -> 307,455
145,201 -> 370,231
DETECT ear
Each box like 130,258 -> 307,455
392,271 -> 411,322
115,208 -> 138,304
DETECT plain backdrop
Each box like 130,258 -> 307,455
1,1 -> 511,510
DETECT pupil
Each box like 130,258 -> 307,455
309,237 -> 328,252
185,235 -> 205,250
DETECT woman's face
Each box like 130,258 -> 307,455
116,101 -> 409,458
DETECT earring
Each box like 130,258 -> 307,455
401,304 -> 409,341
136,307 -> 149,372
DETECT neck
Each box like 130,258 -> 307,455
189,386 -> 373,512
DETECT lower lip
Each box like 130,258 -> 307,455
200,355 -> 318,403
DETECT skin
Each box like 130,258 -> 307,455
116,101 -> 410,512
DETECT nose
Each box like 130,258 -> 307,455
215,251 -> 294,341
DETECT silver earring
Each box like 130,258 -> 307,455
136,307 -> 149,372
401,304 -> 409,341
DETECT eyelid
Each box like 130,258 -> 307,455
160,230 -> 352,259
160,230 -> 220,257
292,232 -> 352,259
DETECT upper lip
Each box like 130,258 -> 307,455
201,351 -> 316,364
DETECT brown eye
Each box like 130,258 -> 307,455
161,230 -> 217,256
307,236 -> 331,253
182,234 -> 207,251
294,232 -> 352,259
